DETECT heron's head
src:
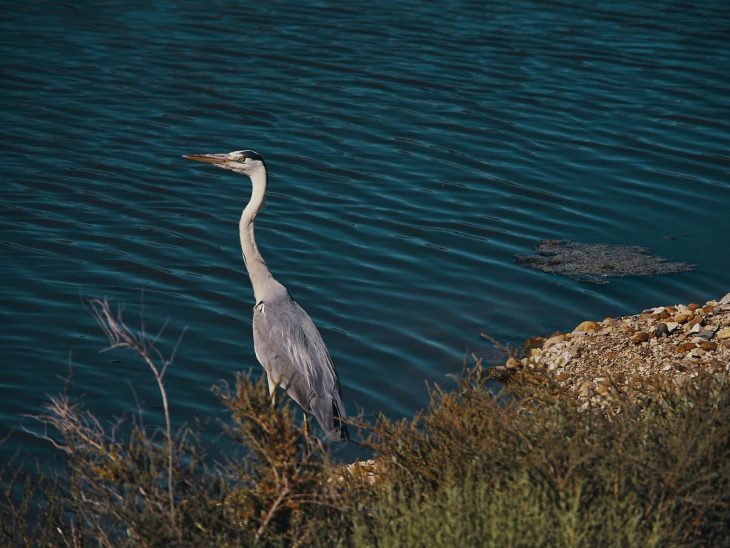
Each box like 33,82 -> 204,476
183,149 -> 265,176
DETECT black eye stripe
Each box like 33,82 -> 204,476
240,150 -> 263,161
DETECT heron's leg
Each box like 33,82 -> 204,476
267,374 -> 276,407
302,414 -> 309,437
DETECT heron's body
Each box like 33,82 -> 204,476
184,149 -> 347,442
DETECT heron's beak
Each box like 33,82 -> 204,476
182,153 -> 229,164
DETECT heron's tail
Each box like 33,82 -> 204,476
311,396 -> 348,443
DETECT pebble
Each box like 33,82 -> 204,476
700,341 -> 718,351
578,381 -> 593,398
506,357 -> 520,370
674,313 -> 691,324
524,336 -> 546,351
543,334 -> 566,350
664,322 -> 679,334
689,348 -> 705,359
655,323 -> 670,338
631,332 -> 650,344
720,292 -> 730,305
573,320 -> 598,333
716,327 -> 730,340
687,316 -> 703,328
688,323 -> 702,334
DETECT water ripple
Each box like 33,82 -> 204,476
2,0 -> 729,466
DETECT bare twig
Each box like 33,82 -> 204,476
88,298 -> 184,530
255,483 -> 289,541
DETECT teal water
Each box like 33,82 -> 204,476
2,1 -> 729,466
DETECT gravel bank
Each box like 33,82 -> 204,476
494,292 -> 730,409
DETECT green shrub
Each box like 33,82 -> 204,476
359,363 -> 730,546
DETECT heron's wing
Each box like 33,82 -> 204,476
252,297 -> 346,441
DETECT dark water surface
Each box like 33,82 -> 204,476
2,1 -> 729,466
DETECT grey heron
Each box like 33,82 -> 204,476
184,149 -> 348,442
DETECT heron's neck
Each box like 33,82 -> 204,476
239,168 -> 286,302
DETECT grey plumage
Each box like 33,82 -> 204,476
253,298 -> 346,441
183,149 -> 348,442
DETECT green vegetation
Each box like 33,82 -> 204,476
2,303 -> 729,546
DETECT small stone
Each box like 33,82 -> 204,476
543,334 -> 566,350
720,292 -> 730,305
666,306 -> 677,314
664,322 -> 679,334
659,309 -> 671,320
573,320 -> 598,333
555,372 -> 570,382
674,313 -> 691,324
596,384 -> 610,396
686,316 -> 702,329
654,323 -> 670,338
683,342 -> 696,351
689,348 -> 705,358
506,357 -> 520,370
702,305 -> 714,314
700,341 -> 718,351
688,323 -> 702,334
524,336 -> 546,351
675,345 -> 686,353
688,303 -> 699,311
578,381 -> 593,398
716,327 -> 730,340
696,327 -> 717,339
631,332 -> 650,344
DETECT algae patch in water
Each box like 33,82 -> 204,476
515,239 -> 695,283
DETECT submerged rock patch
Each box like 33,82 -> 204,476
515,239 -> 694,283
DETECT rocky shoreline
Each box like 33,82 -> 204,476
494,292 -> 730,409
